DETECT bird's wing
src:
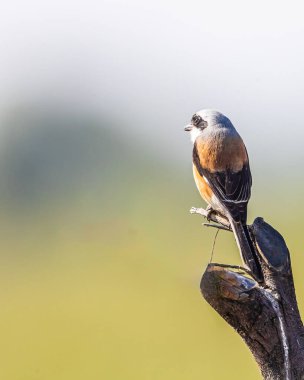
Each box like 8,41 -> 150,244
193,141 -> 252,223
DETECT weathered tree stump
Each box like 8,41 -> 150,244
191,208 -> 304,380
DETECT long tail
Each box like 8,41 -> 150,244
229,219 -> 263,282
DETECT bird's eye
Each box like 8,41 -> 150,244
192,114 -> 203,126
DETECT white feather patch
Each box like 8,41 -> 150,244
190,128 -> 203,143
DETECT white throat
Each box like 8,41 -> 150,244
190,127 -> 203,143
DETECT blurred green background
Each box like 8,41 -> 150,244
1,1 -> 304,379
0,108 -> 303,380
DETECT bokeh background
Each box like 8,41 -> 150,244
1,1 -> 304,379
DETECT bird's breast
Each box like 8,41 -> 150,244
195,132 -> 248,173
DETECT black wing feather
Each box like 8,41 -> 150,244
193,143 -> 252,223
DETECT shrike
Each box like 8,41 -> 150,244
185,109 -> 260,278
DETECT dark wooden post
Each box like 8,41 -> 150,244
191,208 -> 304,380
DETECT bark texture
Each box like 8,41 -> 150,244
195,212 -> 304,380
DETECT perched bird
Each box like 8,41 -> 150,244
185,109 -> 261,279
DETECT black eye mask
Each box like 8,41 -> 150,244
192,114 -> 208,128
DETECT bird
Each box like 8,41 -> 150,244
185,109 -> 261,280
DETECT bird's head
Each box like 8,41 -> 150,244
184,109 -> 233,143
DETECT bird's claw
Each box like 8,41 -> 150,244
205,206 -> 215,221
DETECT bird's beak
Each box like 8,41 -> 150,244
184,124 -> 193,132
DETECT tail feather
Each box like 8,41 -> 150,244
230,219 -> 262,282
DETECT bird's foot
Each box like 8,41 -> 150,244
205,205 -> 215,221
190,206 -> 231,231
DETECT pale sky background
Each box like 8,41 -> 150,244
1,4 -> 304,380
0,0 -> 304,172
